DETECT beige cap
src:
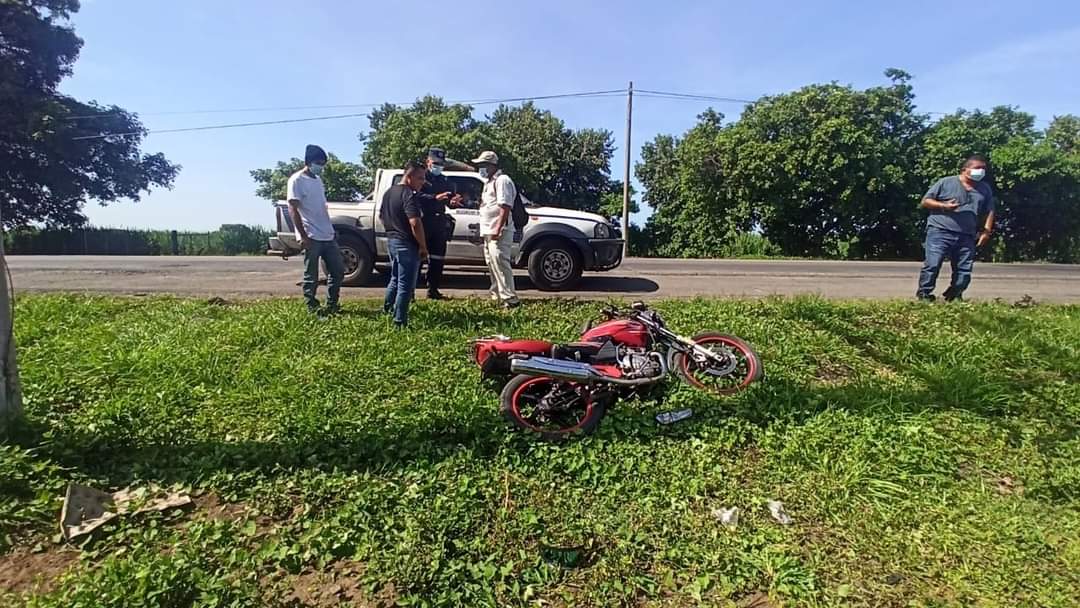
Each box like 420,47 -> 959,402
471,150 -> 499,165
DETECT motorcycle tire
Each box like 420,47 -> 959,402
499,374 -> 607,442
674,332 -> 763,395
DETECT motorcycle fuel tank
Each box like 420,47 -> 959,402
580,319 -> 649,348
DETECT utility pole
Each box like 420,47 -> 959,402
621,81 -> 633,259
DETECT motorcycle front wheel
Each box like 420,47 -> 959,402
674,333 -> 763,395
499,374 -> 607,442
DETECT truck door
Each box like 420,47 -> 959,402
446,175 -> 486,262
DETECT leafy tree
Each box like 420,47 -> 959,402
722,71 -> 926,258
485,102 -> 615,211
250,154 -> 368,202
1046,115 -> 1080,155
259,97 -> 619,213
359,96 -> 484,174
0,0 -> 178,228
636,110 -> 759,257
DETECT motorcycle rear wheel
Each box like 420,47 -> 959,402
675,333 -> 763,395
500,374 -> 607,442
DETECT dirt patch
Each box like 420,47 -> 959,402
282,560 -> 396,607
815,361 -> 855,384
0,547 -> 78,597
195,492 -> 247,523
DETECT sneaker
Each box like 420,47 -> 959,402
502,300 -> 521,310
916,294 -> 936,302
323,303 -> 341,316
427,290 -> 448,300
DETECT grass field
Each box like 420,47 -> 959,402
2,295 -> 1079,607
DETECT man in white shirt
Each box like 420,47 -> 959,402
471,151 -> 519,308
286,144 -> 344,314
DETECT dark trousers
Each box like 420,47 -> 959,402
302,239 -> 344,310
419,227 -> 449,293
917,227 -> 976,299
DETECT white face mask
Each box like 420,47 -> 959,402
968,168 -> 986,181
308,163 -> 324,176
429,165 -> 443,176
478,167 -> 490,179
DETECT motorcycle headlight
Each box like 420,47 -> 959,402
593,222 -> 614,239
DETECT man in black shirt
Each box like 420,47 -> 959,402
416,147 -> 462,300
381,160 -> 431,328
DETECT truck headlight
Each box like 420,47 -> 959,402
594,222 -> 614,239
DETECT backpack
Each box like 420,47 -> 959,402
495,177 -> 530,231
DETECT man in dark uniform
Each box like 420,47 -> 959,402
416,147 -> 462,300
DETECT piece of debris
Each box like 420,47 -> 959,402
1013,294 -> 1037,308
711,507 -> 739,530
206,296 -> 231,306
656,408 -> 693,425
737,591 -> 776,608
539,543 -> 586,569
995,475 -> 1025,496
885,573 -> 904,585
766,500 -> 793,525
60,484 -> 193,541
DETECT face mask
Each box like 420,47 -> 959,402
308,163 -> 325,176
968,168 -> 986,181
430,165 -> 443,176
478,167 -> 489,179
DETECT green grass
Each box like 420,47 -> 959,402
2,294 -> 1079,607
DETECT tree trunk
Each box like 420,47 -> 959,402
0,248 -> 22,426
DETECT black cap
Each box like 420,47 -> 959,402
305,144 -> 328,165
427,147 -> 446,163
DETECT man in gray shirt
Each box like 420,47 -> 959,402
916,154 -> 996,302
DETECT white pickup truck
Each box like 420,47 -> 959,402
267,168 -> 624,291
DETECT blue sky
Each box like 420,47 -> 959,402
62,0 -> 1080,230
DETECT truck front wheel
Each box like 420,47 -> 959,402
528,239 -> 583,291
337,233 -> 373,286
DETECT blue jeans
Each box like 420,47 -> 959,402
384,238 -> 421,326
303,239 -> 344,310
917,228 -> 976,299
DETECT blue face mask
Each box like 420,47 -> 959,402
430,165 -> 443,176
308,163 -> 325,176
478,167 -> 489,179
968,168 -> 986,181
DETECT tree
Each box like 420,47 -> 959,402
250,154 -> 369,202
0,0 -> 179,228
725,71 -> 926,258
353,97 -> 618,212
1046,115 -> 1080,156
360,96 -> 485,175
636,109 -> 761,257
485,103 -> 615,212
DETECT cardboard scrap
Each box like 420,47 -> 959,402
60,484 -> 192,541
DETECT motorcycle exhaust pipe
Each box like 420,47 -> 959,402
510,357 -> 600,382
509,356 -> 663,387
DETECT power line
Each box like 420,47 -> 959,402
71,89 -> 628,140
636,89 -> 758,105
71,112 -> 370,141
64,89 -> 626,120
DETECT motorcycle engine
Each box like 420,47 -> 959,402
617,346 -> 664,379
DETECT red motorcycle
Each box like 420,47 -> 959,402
470,302 -> 763,441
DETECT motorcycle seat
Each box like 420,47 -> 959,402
551,341 -> 617,363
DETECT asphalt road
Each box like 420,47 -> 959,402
8,255 -> 1080,302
